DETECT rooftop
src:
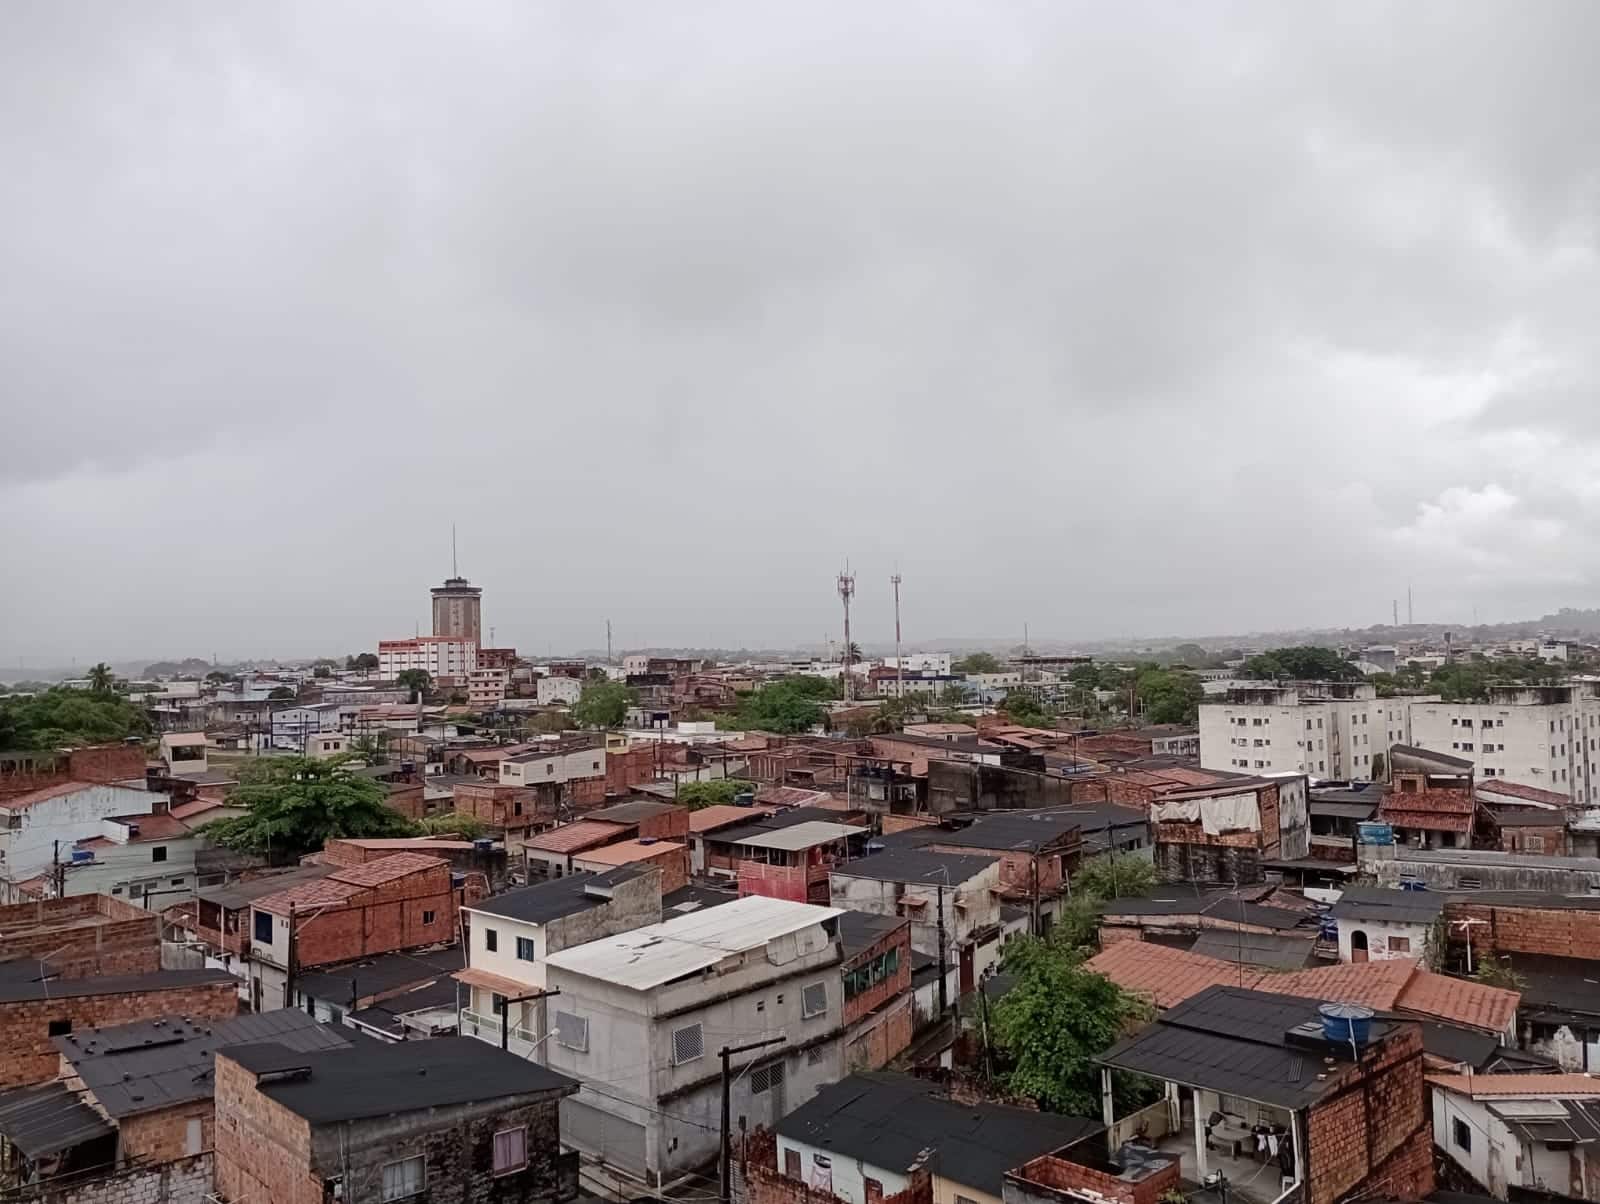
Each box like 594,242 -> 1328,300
1188,930 -> 1315,970
0,782 -> 151,812
0,1081 -> 114,1160
1099,985 -> 1395,1109
196,865 -> 333,911
543,895 -> 842,991
523,820 -> 630,855
922,810 -> 1085,852
729,821 -> 865,852
586,800 -> 683,824
0,965 -> 235,1004
253,852 -> 449,914
688,804 -> 778,833
838,910 -> 909,958
776,1072 -> 1101,1196
292,946 -> 464,1004
467,866 -> 653,925
1330,885 -> 1445,925
56,1009 -> 351,1118
572,838 -> 686,866
662,883 -> 740,917
828,848 -> 999,885
1428,1073 -> 1600,1098
223,1034 -> 576,1123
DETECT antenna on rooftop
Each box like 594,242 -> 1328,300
891,573 -> 904,700
452,522 -> 458,578
837,568 -> 856,702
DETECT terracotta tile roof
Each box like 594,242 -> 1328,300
1255,960 -> 1415,1010
755,786 -> 833,808
1377,807 -> 1473,833
170,798 -> 229,821
573,839 -> 685,866
255,877 -> 364,912
328,852 -> 448,887
524,821 -> 629,854
0,782 -> 97,811
1428,1074 -> 1600,1098
1476,780 -> 1569,806
689,805 -> 778,833
1085,940 -> 1258,1009
104,812 -> 193,841
1397,969 -> 1519,1035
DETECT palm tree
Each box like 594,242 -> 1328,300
87,663 -> 115,693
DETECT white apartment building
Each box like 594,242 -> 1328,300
457,866 -> 662,1057
1408,684 -> 1600,805
1199,683 -> 1418,780
543,896 -> 846,1186
377,637 -> 478,680
0,783 -> 160,892
467,668 -> 509,708
883,653 -> 953,675
535,676 -> 582,706
498,743 -> 606,788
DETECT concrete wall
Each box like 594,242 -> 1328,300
1410,697 -> 1600,805
1336,915 -> 1431,962
14,1153 -> 214,1204
776,1134 -> 910,1204
828,865 -> 1000,959
0,786 -> 158,881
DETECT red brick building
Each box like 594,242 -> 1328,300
0,968 -> 238,1089
245,852 -> 462,1012
1379,745 -> 1497,850
839,912 -> 914,1071
0,893 -> 161,979
0,745 -> 148,803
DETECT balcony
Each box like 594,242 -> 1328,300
460,1008 -> 543,1058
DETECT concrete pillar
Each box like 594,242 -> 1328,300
1194,1089 -> 1209,1179
1290,1110 -> 1304,1192
1165,1081 -> 1181,1135
1101,1068 -> 1116,1151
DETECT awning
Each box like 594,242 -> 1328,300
0,1083 -> 114,1160
453,967 -> 534,996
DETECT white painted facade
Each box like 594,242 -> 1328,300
776,1135 -> 909,1204
1431,1082 -> 1600,1201
0,785 -> 159,883
1409,685 -> 1600,805
1335,915 -> 1432,963
498,746 -> 606,787
884,653 -> 953,676
1200,685 -> 1419,780
377,637 -> 478,679
536,676 -> 582,706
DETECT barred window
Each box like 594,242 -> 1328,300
672,1022 -> 704,1065
750,1061 -> 785,1094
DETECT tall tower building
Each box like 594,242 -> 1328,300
432,577 -> 482,644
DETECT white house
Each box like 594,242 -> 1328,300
542,896 -> 846,1188
536,676 -> 582,706
499,744 -> 606,788
1431,1073 -> 1600,1201
456,866 -> 663,1057
1329,886 -> 1443,963
0,783 -> 160,894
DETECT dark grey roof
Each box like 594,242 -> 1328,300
346,978 -> 462,1037
830,848 -> 999,885
1442,891 -> 1600,912
921,810 -> 1083,852
710,805 -> 858,846
1308,782 -> 1385,807
1310,800 -> 1379,821
222,1035 -> 577,1122
1412,1021 -> 1498,1069
0,965 -> 234,1004
1490,811 -> 1569,828
1099,986 -> 1393,1110
775,1072 -> 1100,1195
292,947 -> 463,1006
469,866 -> 650,925
1189,930 -> 1316,969
1489,1098 -> 1600,1145
0,1082 -> 114,1159
1390,744 -> 1474,772
1330,886 -> 1444,925
586,800 -> 682,824
196,864 -> 334,911
838,911 -> 907,957
1100,887 -> 1231,917
663,883 -> 740,916
1199,897 -> 1316,931
1504,954 -> 1600,1019
57,1010 -> 350,1118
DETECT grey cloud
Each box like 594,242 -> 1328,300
3,1 -> 1600,663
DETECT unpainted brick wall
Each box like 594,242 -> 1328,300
1444,901 -> 1600,960
1008,1150 -> 1181,1204
291,864 -> 460,968
117,1101 -> 212,1164
844,995 -> 915,1071
214,1054 -> 323,1204
28,1152 -> 215,1204
1305,1026 -> 1434,1204
0,983 -> 238,1089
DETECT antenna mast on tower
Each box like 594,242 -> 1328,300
837,569 -> 856,702
891,574 -> 904,700
452,523 -> 458,578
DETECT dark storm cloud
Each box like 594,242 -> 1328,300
3,1 -> 1599,666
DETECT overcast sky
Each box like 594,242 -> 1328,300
4,2 -> 1598,669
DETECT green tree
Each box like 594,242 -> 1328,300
396,669 -> 432,701
1072,853 -> 1157,901
205,670 -> 230,685
529,711 -> 570,734
1169,643 -> 1212,669
1134,669 -> 1203,725
990,941 -> 1156,1116
1474,955 -> 1527,991
0,688 -> 152,752
313,665 -> 332,679
676,779 -> 753,809
1243,646 -> 1361,682
572,681 -> 634,729
268,686 -> 296,700
421,813 -> 489,839
347,652 -> 380,672
348,732 -> 391,765
954,652 -> 1003,675
202,757 -> 420,857
731,678 -> 829,734
87,663 -> 115,693
999,691 -> 1054,727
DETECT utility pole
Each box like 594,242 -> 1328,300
52,841 -> 64,899
837,569 -> 856,703
936,880 -> 949,1015
891,574 -> 904,700
606,620 -> 613,668
1407,586 -> 1414,627
499,988 -> 560,1053
285,902 -> 297,1010
721,1035 -> 785,1204
1393,599 -> 1399,628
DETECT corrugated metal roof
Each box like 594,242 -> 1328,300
544,894 -> 842,990
729,821 -> 865,851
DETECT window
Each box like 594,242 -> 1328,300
785,1150 -> 802,1177
802,982 -> 828,1018
382,1155 -> 425,1201
516,936 -> 536,962
254,911 -> 273,943
1452,1117 -> 1472,1152
170,877 -> 184,886
493,1127 -> 528,1175
750,1061 -> 785,1094
422,910 -> 436,925
1388,936 -> 1411,954
47,1018 -> 71,1037
672,1022 -> 705,1064
151,846 -> 168,863
485,928 -> 498,952
556,1011 -> 589,1052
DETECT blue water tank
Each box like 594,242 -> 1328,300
70,849 -> 94,863
1319,1002 -> 1374,1046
